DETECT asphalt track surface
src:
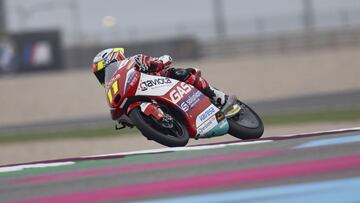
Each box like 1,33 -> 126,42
1,127 -> 360,203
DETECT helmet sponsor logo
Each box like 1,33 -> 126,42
169,83 -> 193,103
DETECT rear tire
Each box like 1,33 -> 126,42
228,101 -> 264,140
129,108 -> 189,147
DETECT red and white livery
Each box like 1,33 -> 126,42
105,59 -> 263,147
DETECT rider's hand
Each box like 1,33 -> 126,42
158,55 -> 172,68
133,54 -> 170,74
133,54 -> 150,72
149,60 -> 165,72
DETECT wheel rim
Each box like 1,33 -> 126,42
142,113 -> 186,139
231,103 -> 260,129
165,121 -> 185,138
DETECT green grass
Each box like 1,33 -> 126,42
0,125 -> 138,144
263,108 -> 360,125
1,108 -> 360,144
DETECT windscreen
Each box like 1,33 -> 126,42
104,62 -> 120,84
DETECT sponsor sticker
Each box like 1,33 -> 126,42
199,106 -> 216,122
140,78 -> 172,91
179,90 -> 204,112
196,104 -> 219,127
197,115 -> 217,135
186,90 -> 202,107
135,74 -> 177,97
180,102 -> 190,112
169,82 -> 193,103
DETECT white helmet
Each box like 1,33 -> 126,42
92,48 -> 125,85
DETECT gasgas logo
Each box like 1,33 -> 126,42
169,83 -> 194,103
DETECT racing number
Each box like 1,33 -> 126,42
107,80 -> 119,103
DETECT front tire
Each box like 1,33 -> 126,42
228,101 -> 264,140
129,108 -> 189,147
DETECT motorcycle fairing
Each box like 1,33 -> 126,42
195,104 -> 229,137
198,118 -> 229,138
134,73 -> 229,137
106,65 -> 230,138
106,60 -> 141,109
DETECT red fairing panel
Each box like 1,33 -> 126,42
106,60 -> 141,119
156,82 -> 214,137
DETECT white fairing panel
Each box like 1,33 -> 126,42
195,104 -> 218,127
135,73 -> 178,96
197,115 -> 218,135
195,104 -> 220,135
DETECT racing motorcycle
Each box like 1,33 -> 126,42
105,60 -> 264,147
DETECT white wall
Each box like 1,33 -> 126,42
1,47 -> 360,126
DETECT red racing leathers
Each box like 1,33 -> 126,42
130,54 -> 225,105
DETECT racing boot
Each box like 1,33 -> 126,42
185,72 -> 241,117
220,95 -> 241,117
207,86 -> 241,117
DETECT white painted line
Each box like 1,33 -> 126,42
277,127 -> 360,138
82,148 -> 173,158
84,127 -> 360,159
0,162 -> 74,173
226,140 -> 273,146
4,127 -> 358,169
82,140 -> 271,158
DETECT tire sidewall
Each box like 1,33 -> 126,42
228,102 -> 264,140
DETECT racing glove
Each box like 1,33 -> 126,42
150,55 -> 172,73
133,54 -> 150,72
133,54 -> 172,74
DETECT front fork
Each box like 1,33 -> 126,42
140,102 -> 175,128
139,102 -> 166,121
127,101 -> 173,128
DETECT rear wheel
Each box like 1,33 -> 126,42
228,100 -> 264,140
129,107 -> 189,147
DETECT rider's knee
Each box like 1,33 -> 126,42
169,68 -> 201,82
169,68 -> 191,82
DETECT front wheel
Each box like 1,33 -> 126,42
228,100 -> 264,140
129,108 -> 189,147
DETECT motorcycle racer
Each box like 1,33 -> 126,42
92,48 -> 240,118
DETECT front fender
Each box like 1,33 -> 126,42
126,101 -> 142,115
126,101 -> 166,121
